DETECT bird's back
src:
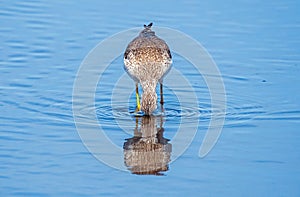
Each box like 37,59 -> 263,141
124,25 -> 172,83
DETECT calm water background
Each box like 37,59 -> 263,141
1,0 -> 300,196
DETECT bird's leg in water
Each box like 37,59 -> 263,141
135,83 -> 141,112
160,82 -> 164,105
160,82 -> 164,113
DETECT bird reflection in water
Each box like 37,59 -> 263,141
123,115 -> 172,175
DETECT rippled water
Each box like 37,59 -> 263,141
1,0 -> 300,196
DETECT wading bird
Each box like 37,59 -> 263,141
124,23 -> 172,115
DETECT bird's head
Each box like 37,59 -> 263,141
141,91 -> 157,115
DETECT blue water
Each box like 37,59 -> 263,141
1,0 -> 300,196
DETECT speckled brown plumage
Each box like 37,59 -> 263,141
124,23 -> 172,114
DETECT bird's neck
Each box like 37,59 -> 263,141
141,80 -> 157,94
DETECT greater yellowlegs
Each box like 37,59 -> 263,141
124,23 -> 172,115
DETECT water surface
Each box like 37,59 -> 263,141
1,0 -> 300,196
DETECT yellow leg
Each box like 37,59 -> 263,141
135,83 -> 141,112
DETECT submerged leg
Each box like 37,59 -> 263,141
135,83 -> 141,112
134,116 -> 139,135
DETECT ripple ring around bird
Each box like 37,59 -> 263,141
72,26 -> 226,171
